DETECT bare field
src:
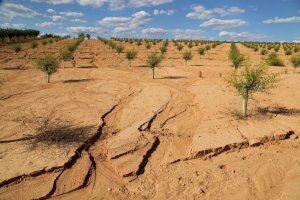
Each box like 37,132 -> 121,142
0,40 -> 299,200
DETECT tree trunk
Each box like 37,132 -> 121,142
47,73 -> 50,83
152,68 -> 155,79
242,95 -> 248,117
185,60 -> 187,66
129,60 -> 131,67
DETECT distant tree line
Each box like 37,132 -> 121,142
0,28 -> 40,39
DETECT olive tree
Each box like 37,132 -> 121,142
60,49 -> 71,69
229,43 -> 244,70
36,54 -> 58,83
227,64 -> 278,118
291,52 -> 300,72
126,50 -> 137,67
182,51 -> 193,66
146,53 -> 163,79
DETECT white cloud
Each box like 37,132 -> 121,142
98,17 -> 132,27
47,9 -> 56,14
60,11 -> 83,17
0,3 -> 39,20
76,0 -> 172,9
263,16 -> 300,24
142,28 -> 167,35
71,18 -> 87,23
153,9 -> 174,16
52,15 -> 64,21
98,10 -> 151,35
172,29 -> 205,39
200,18 -> 247,30
67,26 -> 104,34
219,31 -> 267,40
31,0 -> 73,4
186,5 -> 245,20
0,22 -> 25,29
36,22 -> 55,27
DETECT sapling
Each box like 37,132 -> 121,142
177,44 -> 183,51
36,54 -> 58,83
146,53 -> 163,79
146,43 -> 152,51
290,52 -> 300,72
126,50 -> 137,67
60,49 -> 71,69
267,52 -> 284,66
115,44 -> 124,59
229,43 -> 244,70
42,40 -> 48,46
160,46 -> 167,55
227,64 -> 278,118
12,44 -> 21,53
31,41 -> 38,49
198,47 -> 205,56
182,51 -> 193,66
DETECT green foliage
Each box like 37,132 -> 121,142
31,41 -> 38,49
12,44 -> 22,53
177,44 -> 183,51
285,49 -> 292,55
205,45 -> 211,50
36,54 -> 58,83
267,52 -> 284,66
227,64 -> 279,117
68,44 -> 77,52
182,51 -> 193,66
260,49 -> 267,55
60,49 -> 72,61
146,53 -> 163,79
126,50 -> 137,67
188,42 -> 193,49
160,46 -> 167,55
229,43 -> 244,69
0,28 -> 39,40
146,43 -> 152,50
42,40 -> 48,46
115,44 -> 124,56
290,53 -> 300,68
198,47 -> 205,55
49,39 -> 53,44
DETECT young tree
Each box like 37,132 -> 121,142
198,47 -> 205,56
146,43 -> 152,51
160,46 -> 167,55
182,51 -> 193,66
36,54 -> 58,83
229,43 -> 244,70
227,64 -> 278,118
267,52 -> 284,66
31,41 -> 38,49
42,40 -> 48,46
115,44 -> 124,59
146,53 -> 163,79
290,52 -> 300,72
177,44 -> 183,51
12,44 -> 21,53
126,50 -> 137,67
60,49 -> 71,69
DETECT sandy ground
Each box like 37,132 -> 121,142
0,40 -> 299,200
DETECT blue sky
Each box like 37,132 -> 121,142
0,0 -> 299,42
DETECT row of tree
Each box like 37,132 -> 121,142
0,28 -> 40,40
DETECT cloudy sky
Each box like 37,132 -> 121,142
0,0 -> 299,41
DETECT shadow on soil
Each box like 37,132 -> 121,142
63,78 -> 93,83
159,76 -> 187,79
0,111 -> 95,150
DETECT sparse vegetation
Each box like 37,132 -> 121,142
182,51 -> 193,66
267,52 -> 284,66
291,53 -> 300,71
227,64 -> 278,117
146,53 -> 163,79
229,43 -> 244,70
31,41 -> 38,49
126,50 -> 137,67
198,47 -> 205,56
36,54 -> 58,83
12,44 -> 22,53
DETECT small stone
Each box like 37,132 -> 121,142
108,188 -> 112,192
249,138 -> 262,147
290,134 -> 298,140
218,164 -> 225,169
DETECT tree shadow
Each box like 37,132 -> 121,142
191,64 -> 204,67
1,110 -> 96,150
159,76 -> 187,79
257,106 -> 300,116
63,78 -> 93,83
0,67 -> 26,70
